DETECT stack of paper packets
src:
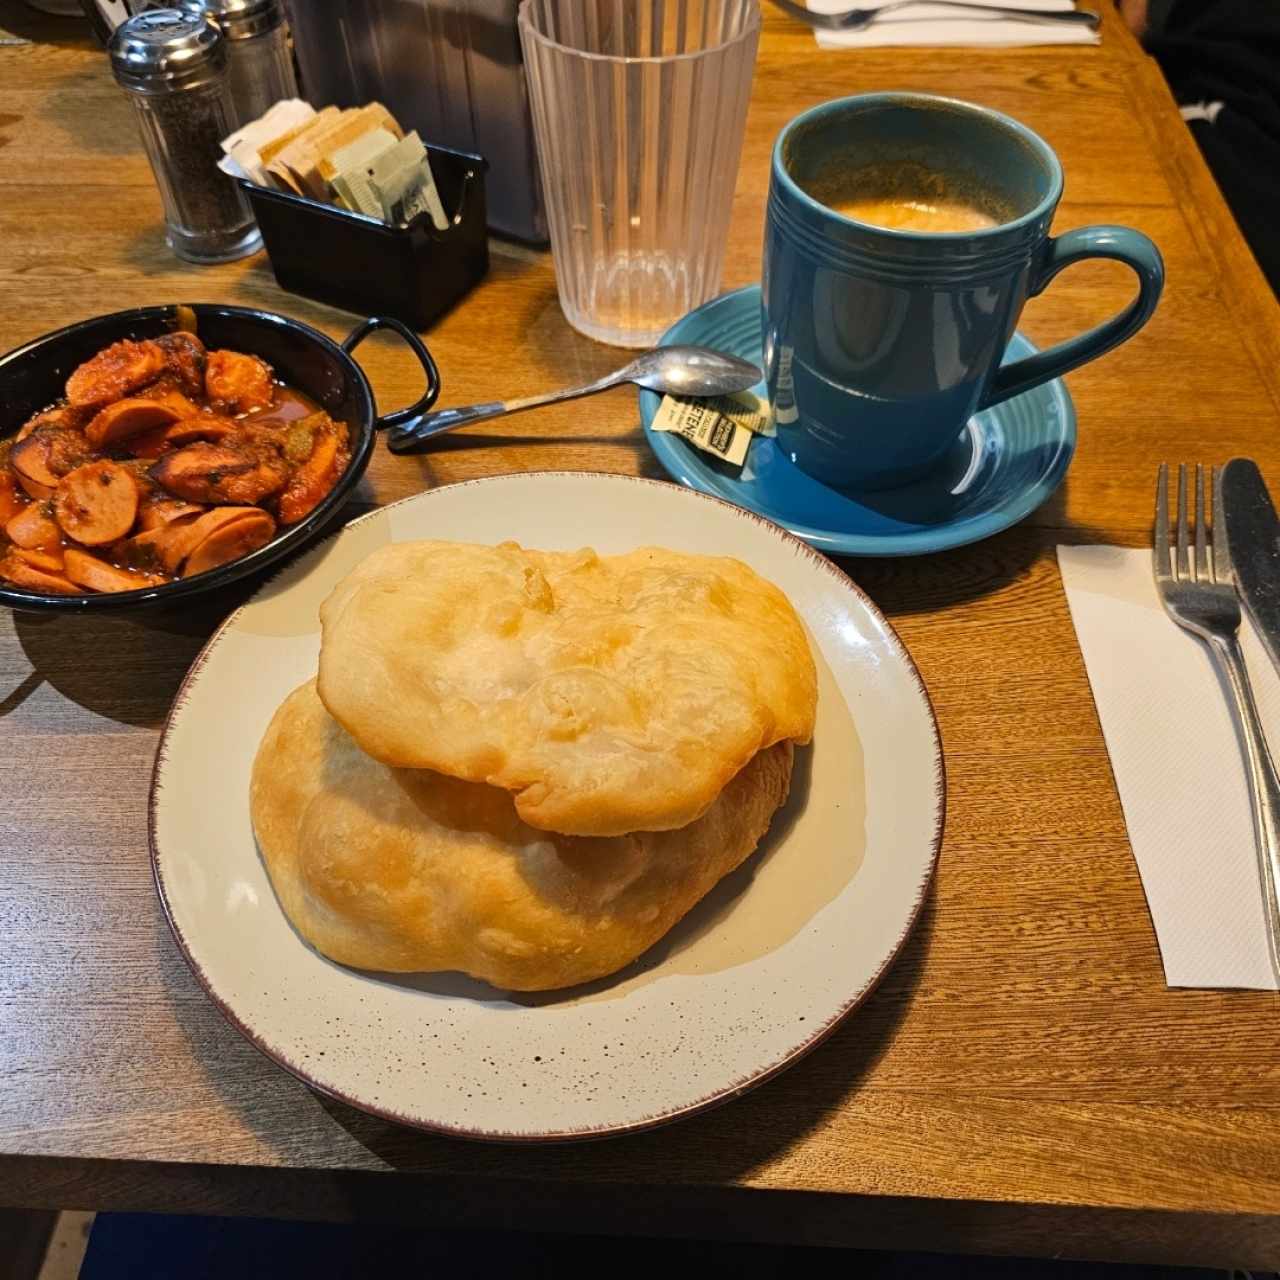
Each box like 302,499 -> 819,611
220,99 -> 449,231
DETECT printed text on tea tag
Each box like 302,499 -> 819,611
651,391 -> 772,467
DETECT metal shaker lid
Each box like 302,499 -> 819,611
178,0 -> 285,40
109,9 -> 226,91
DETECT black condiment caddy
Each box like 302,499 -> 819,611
241,144 -> 490,330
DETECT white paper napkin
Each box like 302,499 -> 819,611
1057,545 -> 1280,990
809,0 -> 1100,48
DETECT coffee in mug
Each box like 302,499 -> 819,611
802,161 -> 1011,234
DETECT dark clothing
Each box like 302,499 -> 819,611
1145,0 -> 1280,293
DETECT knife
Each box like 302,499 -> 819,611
1222,457 -> 1280,679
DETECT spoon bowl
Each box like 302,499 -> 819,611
625,345 -> 762,398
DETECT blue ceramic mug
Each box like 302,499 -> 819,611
762,93 -> 1164,490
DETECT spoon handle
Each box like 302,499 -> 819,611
387,372 -> 625,454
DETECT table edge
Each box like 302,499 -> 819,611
0,1155 -> 1276,1269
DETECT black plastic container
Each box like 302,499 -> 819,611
242,144 -> 490,330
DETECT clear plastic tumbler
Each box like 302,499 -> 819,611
519,0 -> 761,347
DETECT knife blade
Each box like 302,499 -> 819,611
1222,457 -> 1280,679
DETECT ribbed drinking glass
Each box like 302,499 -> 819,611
519,0 -> 760,347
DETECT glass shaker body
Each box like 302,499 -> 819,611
110,10 -> 262,264
125,80 -> 262,262
224,19 -> 298,127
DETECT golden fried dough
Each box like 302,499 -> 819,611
317,541 -> 816,837
251,682 -> 794,991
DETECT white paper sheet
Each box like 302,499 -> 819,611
809,0 -> 1100,49
1058,545 -> 1280,989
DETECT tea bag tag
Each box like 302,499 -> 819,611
650,390 -> 772,467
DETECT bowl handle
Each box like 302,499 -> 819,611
341,317 -> 442,431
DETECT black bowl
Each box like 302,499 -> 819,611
0,304 -> 440,612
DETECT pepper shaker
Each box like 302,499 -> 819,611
110,9 -> 262,264
179,0 -> 298,128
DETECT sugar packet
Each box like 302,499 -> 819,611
365,132 -> 449,230
328,127 -> 400,218
219,99 -> 316,185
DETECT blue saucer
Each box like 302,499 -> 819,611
640,285 -> 1076,557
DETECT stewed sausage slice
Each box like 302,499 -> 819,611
137,497 -> 205,531
0,556 -> 82,595
150,442 -> 286,505
135,383 -> 203,419
63,548 -> 164,593
13,546 -> 65,572
10,428 -> 92,498
65,339 -> 166,410
53,461 -> 140,546
5,502 -> 61,551
17,405 -> 89,441
183,509 -> 276,577
127,506 -> 265,574
163,415 -> 239,446
0,471 -> 25,524
84,398 -> 183,449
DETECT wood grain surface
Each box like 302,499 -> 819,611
2,0 -> 1280,1267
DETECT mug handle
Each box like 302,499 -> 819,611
340,316 -> 442,431
979,226 -> 1164,409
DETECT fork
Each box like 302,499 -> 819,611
768,0 -> 1101,32
1153,463 -> 1280,985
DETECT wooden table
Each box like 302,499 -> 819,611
2,0 -> 1279,1269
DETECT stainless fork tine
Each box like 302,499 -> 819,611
1212,464 -> 1232,585
1154,463 -> 1170,579
1194,463 -> 1209,582
1175,463 -> 1189,580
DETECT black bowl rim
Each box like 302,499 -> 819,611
0,303 -> 377,613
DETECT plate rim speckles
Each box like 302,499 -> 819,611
149,471 -> 944,1142
641,284 -> 1077,557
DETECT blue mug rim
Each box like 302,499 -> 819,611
772,92 -> 1065,242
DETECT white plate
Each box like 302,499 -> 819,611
151,473 -> 944,1141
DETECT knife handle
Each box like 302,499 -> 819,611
1209,631 -> 1280,987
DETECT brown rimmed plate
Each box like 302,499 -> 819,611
150,472 -> 943,1141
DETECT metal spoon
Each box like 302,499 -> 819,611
386,345 -> 762,454
768,0 -> 1100,31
